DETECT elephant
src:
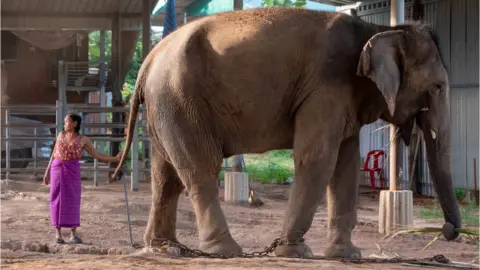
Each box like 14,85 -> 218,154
112,7 -> 461,259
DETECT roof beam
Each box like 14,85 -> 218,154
308,0 -> 357,6
1,11 -> 142,19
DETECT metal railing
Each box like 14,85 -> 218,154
1,102 -> 149,191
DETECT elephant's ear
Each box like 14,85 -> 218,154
357,30 -> 406,117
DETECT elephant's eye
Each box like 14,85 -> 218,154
429,84 -> 442,95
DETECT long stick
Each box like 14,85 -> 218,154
474,158 -> 477,191
474,158 -> 478,205
121,169 -> 134,246
408,134 -> 422,192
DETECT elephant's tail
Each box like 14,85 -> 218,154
110,65 -> 147,183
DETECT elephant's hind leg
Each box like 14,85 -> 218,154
144,151 -> 184,247
159,121 -> 242,255
174,158 -> 242,256
324,135 -> 361,258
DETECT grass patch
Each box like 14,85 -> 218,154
219,150 -> 294,184
417,197 -> 479,227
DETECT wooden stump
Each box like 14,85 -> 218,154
224,172 -> 249,205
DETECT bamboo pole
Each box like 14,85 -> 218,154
389,125 -> 398,191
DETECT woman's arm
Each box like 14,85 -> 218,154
44,132 -> 61,177
82,135 -> 120,163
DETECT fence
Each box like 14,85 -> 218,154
1,102 -> 148,191
1,102 -> 236,191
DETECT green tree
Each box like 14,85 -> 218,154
88,31 -> 163,100
261,0 -> 307,8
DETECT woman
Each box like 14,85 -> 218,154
43,114 -> 122,244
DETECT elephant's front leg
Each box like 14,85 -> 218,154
324,135 -> 361,258
274,133 -> 342,258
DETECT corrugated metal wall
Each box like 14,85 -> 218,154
356,0 -> 479,195
359,120 -> 411,190
448,0 -> 479,191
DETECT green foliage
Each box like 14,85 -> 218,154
261,0 -> 307,8
88,31 -> 112,64
88,31 -> 161,101
218,150 -> 294,184
455,188 -> 467,200
418,197 -> 479,227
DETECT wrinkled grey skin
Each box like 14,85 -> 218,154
112,8 -> 461,259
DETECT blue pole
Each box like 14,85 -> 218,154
162,0 -> 178,38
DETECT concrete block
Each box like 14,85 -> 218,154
379,190 -> 414,234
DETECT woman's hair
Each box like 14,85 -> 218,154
68,113 -> 82,134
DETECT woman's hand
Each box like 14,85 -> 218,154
115,151 -> 123,162
43,174 -> 50,185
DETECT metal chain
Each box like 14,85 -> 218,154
150,237 -> 282,259
148,237 -> 459,266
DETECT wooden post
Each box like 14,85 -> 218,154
94,141 -> 99,186
142,0 -> 151,171
408,133 -> 421,193
224,172 -> 249,205
231,0 -> 245,174
57,60 -> 66,114
389,125 -> 398,190
110,12 -> 124,176
98,30 -> 106,155
379,0 -> 414,235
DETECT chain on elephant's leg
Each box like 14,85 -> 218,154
144,153 -> 184,247
324,135 -> 361,259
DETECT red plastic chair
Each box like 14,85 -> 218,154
360,150 -> 385,189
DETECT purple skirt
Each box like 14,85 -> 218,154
49,158 -> 81,228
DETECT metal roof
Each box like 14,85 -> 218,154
1,0 -> 160,30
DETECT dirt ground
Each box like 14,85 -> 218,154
1,176 -> 479,269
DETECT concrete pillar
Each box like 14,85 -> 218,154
379,0 -> 414,235
224,172 -> 249,205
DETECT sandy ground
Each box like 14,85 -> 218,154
1,176 -> 479,269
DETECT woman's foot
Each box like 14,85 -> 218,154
56,237 -> 65,244
70,228 -> 82,244
70,235 -> 83,244
55,227 -> 64,244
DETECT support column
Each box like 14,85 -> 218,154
110,12 -> 124,181
231,0 -> 245,174
142,0 -> 151,172
379,0 -> 414,235
98,30 -> 106,154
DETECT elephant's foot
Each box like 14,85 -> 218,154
145,234 -> 178,248
324,242 -> 361,259
274,238 -> 313,258
198,233 -> 243,256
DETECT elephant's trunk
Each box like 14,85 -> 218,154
417,88 -> 461,240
